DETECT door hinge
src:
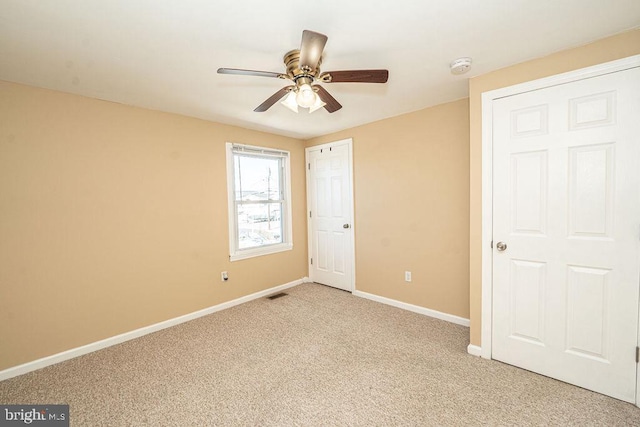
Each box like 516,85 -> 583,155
636,346 -> 639,363
309,211 -> 312,218
308,163 -> 310,170
310,258 -> 313,265
491,240 -> 493,249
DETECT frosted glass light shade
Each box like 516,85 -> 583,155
309,94 -> 326,113
296,84 -> 316,108
280,91 -> 298,113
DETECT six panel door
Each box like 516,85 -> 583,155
492,67 -> 640,402
308,143 -> 353,292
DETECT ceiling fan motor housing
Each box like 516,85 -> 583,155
284,50 -> 322,81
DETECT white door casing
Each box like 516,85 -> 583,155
484,60 -> 640,403
306,139 -> 355,292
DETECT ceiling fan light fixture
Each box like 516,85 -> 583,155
296,83 -> 317,108
309,94 -> 326,113
220,30 -> 388,114
280,90 -> 299,113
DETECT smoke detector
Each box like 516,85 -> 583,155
450,57 -> 472,75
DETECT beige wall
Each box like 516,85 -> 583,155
469,29 -> 640,346
5,28 -> 636,372
307,99 -> 470,319
0,81 -> 307,371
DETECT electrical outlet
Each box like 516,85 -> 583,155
405,271 -> 412,282
221,271 -> 228,282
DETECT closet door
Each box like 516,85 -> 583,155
492,67 -> 640,402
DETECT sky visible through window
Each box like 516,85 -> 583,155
234,154 -> 283,249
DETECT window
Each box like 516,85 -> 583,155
226,143 -> 293,261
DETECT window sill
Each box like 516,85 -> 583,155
229,243 -> 293,262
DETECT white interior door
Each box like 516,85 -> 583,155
492,67 -> 640,402
306,140 -> 354,292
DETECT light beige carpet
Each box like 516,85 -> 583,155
1,283 -> 639,426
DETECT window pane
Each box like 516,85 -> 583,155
234,155 -> 281,202
237,202 -> 283,249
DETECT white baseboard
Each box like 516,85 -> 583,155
353,290 -> 470,327
0,278 -> 305,382
467,344 -> 482,357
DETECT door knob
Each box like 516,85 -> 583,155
343,224 -> 350,229
496,241 -> 507,251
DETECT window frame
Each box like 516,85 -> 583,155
225,142 -> 293,261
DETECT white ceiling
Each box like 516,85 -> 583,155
1,1 -> 639,139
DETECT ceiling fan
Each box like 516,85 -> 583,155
217,30 -> 389,114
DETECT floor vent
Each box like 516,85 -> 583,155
267,292 -> 288,300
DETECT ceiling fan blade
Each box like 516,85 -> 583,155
315,86 -> 342,113
321,69 -> 389,83
217,68 -> 284,79
254,86 -> 294,112
299,30 -> 328,72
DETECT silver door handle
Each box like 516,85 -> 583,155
343,224 -> 350,229
496,241 -> 507,251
